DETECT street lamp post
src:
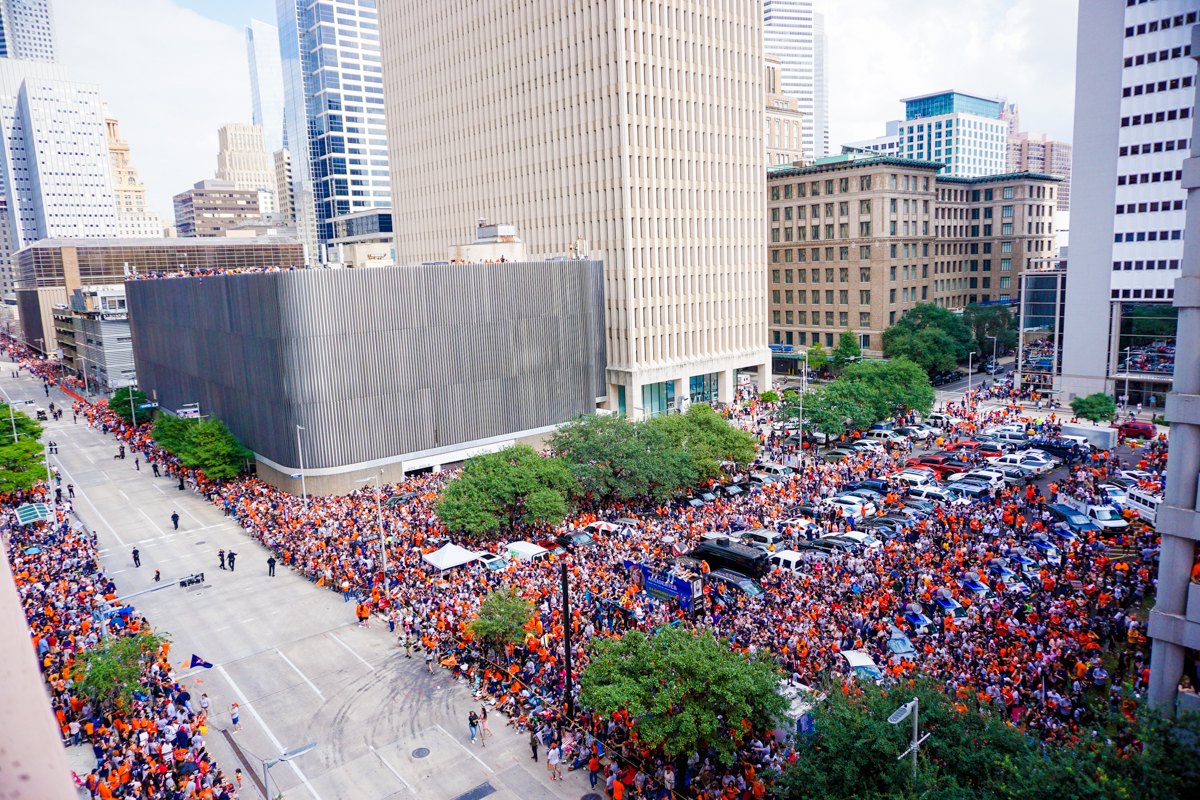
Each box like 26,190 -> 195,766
262,741 -> 318,800
295,424 -> 308,509
798,349 -> 809,463
888,697 -> 930,781
354,474 -> 387,582
986,335 -> 998,371
1123,346 -> 1132,412
966,352 -> 974,409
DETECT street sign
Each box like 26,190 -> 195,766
138,402 -> 159,409
177,408 -> 200,419
15,503 -> 52,525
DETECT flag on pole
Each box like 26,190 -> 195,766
189,654 -> 214,669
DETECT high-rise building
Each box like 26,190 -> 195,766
766,54 -> 806,166
1007,133 -> 1073,210
895,91 -> 1009,177
999,101 -> 1020,138
173,179 -> 261,238
0,60 -> 117,249
246,19 -> 285,155
0,0 -> 57,63
103,102 -> 162,238
0,195 -> 13,297
381,0 -> 770,415
766,154 -> 1059,360
764,1 -> 829,160
1060,0 -> 1195,404
273,148 -> 294,225
277,0 -> 390,262
215,123 -> 276,215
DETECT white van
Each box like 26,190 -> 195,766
840,650 -> 883,682
865,429 -> 906,444
907,485 -> 955,503
505,541 -> 552,563
923,412 -> 954,429
992,430 -> 1028,445
1126,487 -> 1161,526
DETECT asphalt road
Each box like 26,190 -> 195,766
2,368 -> 590,800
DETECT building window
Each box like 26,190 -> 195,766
772,269 -> 780,283
785,269 -> 794,283
772,290 -> 780,304
839,311 -> 849,327
771,186 -> 781,201
797,311 -> 807,324
785,311 -> 793,325
839,290 -> 849,304
785,290 -> 794,304
825,312 -> 835,327
1003,186 -> 1014,199
773,310 -> 781,324
890,221 -> 897,235
839,268 -> 849,282
772,208 -> 780,222
859,176 -> 872,191
1001,223 -> 1013,235
889,288 -> 896,303
860,268 -> 871,282
860,290 -> 871,304
797,290 -> 807,303
999,276 -> 1011,289
1000,258 -> 1011,271
772,228 -> 780,242
890,266 -> 897,280
838,246 -> 849,260
825,289 -> 834,304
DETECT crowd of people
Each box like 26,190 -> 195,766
2,338 -> 1179,799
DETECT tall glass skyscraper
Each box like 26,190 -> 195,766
246,19 -> 286,156
0,0 -> 57,63
276,0 -> 390,261
764,0 -> 828,159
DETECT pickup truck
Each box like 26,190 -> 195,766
1055,495 -> 1128,533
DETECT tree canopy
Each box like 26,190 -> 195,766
880,326 -> 959,374
831,329 -> 863,372
0,403 -> 46,492
550,408 -> 755,502
961,303 -> 1018,358
1071,392 -> 1117,423
435,444 -> 575,535
70,630 -> 170,712
777,680 -> 1200,800
108,388 -> 155,427
151,414 -> 250,482
780,358 -> 933,438
469,589 -> 534,649
579,625 -> 786,765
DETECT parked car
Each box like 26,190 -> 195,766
476,552 -> 510,572
894,425 -> 933,441
821,448 -> 855,463
994,465 -> 1036,486
946,469 -> 1006,490
1114,420 -> 1157,439
944,482 -> 992,501
707,569 -> 764,597
850,439 -> 886,454
741,528 -> 788,553
824,496 -> 877,521
821,530 -> 883,551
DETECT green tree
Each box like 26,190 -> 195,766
469,589 -> 533,652
0,403 -> 46,492
777,680 -> 1200,800
70,630 -> 170,711
1071,392 -> 1117,423
108,387 -> 155,427
831,329 -> 863,372
961,303 -> 1018,357
647,404 -> 758,481
436,444 -> 575,535
805,341 -> 829,373
881,326 -> 959,374
580,626 -> 785,766
798,380 -> 879,439
151,413 -> 193,456
550,414 -> 697,502
760,390 -> 780,404
151,414 -> 249,481
839,358 -> 934,420
185,419 -> 251,481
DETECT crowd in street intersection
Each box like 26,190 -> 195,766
1,341 -> 1181,800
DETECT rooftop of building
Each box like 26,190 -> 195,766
18,237 -> 302,251
935,171 -> 1065,185
767,154 -> 946,178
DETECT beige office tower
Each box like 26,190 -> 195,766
273,148 -> 294,225
380,0 -> 770,417
215,123 -> 276,214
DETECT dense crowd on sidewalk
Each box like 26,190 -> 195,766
1,339 -> 1177,799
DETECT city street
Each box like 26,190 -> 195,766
3,369 -> 590,800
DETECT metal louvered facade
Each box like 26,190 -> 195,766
126,261 -> 606,488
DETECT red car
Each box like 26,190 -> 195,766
906,454 -> 970,477
942,441 -> 982,453
1114,420 -> 1157,439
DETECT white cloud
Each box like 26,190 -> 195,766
56,0 -> 252,221
825,0 -> 1078,148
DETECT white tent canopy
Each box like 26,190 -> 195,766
422,543 -> 480,571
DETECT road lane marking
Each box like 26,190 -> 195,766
434,723 -> 494,773
276,650 -> 325,701
366,742 -> 414,793
216,664 -> 324,800
137,507 -> 169,539
52,458 -> 126,546
328,630 -> 375,671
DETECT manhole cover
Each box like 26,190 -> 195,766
195,541 -> 206,545
412,748 -> 430,758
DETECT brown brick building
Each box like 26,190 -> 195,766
172,179 -> 261,238
767,154 -> 1060,358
